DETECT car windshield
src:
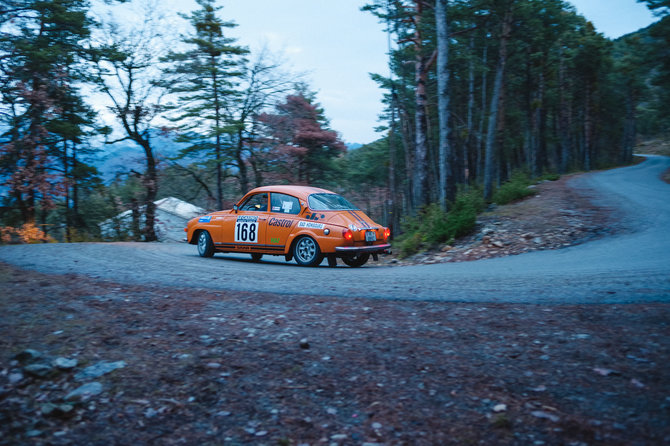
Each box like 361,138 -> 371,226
308,193 -> 359,211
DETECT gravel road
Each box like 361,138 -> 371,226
1,156 -> 669,304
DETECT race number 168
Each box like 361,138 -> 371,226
235,221 -> 258,243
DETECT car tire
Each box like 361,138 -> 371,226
293,236 -> 323,267
342,253 -> 369,268
251,253 -> 263,262
197,231 -> 215,258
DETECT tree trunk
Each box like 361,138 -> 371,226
558,44 -> 572,173
537,70 -> 547,176
466,35 -> 475,184
399,101 -> 414,211
237,129 -> 249,193
388,89 -> 399,236
63,140 -> 72,243
583,84 -> 592,171
436,0 -> 455,209
484,11 -> 512,200
212,59 -> 224,210
72,145 -> 83,230
623,85 -> 636,164
413,1 -> 430,210
476,45 -> 488,183
142,139 -> 158,242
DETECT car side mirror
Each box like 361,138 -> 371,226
233,204 -> 238,213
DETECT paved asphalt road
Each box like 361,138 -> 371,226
1,156 -> 669,304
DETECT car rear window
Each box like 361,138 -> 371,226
308,193 -> 359,211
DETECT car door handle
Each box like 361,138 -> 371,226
259,218 -> 267,221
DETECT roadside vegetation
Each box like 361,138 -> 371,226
395,171 -> 568,258
396,190 -> 485,258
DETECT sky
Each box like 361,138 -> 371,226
94,0 -> 660,146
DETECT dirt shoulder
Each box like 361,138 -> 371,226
386,173 -> 618,266
1,262 -> 669,445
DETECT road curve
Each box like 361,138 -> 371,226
1,156 -> 669,304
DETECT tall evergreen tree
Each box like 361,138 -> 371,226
161,0 -> 248,209
0,0 -> 94,229
638,0 -> 670,132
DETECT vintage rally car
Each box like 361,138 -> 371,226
185,185 -> 391,267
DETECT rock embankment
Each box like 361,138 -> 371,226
386,174 -> 616,266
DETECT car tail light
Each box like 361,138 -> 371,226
383,227 -> 391,240
342,229 -> 353,241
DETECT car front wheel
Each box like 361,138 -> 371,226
197,231 -> 215,257
293,236 -> 323,267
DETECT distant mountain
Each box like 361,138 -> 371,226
94,137 -> 367,180
93,132 -> 187,181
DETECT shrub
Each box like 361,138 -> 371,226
492,172 -> 536,205
0,223 -> 56,244
395,189 -> 485,258
540,172 -> 561,181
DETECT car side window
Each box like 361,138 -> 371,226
270,193 -> 300,215
239,193 -> 268,212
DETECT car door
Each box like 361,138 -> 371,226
221,193 -> 269,252
266,192 -> 301,249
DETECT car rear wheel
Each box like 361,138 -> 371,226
342,253 -> 369,267
293,236 -> 323,267
197,231 -> 215,258
251,253 -> 263,262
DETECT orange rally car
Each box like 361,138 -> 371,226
185,185 -> 391,267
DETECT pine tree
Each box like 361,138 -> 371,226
161,0 -> 248,209
0,0 -> 95,229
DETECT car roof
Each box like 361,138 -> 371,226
245,185 -> 335,201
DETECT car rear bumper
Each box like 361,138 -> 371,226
335,243 -> 392,255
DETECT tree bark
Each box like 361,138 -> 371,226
212,62 -> 224,211
484,11 -> 512,200
413,1 -> 430,210
623,85 -> 636,164
583,84 -> 592,171
141,137 -> 158,242
237,128 -> 249,193
476,45 -> 488,183
558,44 -> 572,174
436,0 -> 455,209
466,35 -> 475,184
63,140 -> 71,243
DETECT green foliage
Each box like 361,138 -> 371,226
540,173 -> 561,182
339,140 -> 389,187
396,189 -> 485,258
492,172 -> 536,205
